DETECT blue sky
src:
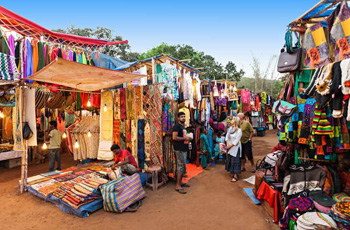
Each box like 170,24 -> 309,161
2,0 -> 319,78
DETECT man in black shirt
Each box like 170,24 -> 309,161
172,112 -> 192,194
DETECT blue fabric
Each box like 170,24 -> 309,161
298,1 -> 349,21
26,39 -> 33,77
91,52 -> 130,70
27,187 -> 103,218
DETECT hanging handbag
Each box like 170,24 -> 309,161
274,100 -> 296,116
22,122 -> 33,140
277,48 -> 302,73
277,30 -> 302,73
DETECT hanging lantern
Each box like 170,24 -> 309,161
104,104 -> 107,112
74,140 -> 79,149
88,130 -> 92,138
62,132 -> 67,139
42,143 -> 48,150
0,111 -> 4,118
87,100 -> 92,107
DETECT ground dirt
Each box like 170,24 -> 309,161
0,129 -> 280,230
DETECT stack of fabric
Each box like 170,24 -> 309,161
333,193 -> 350,202
296,212 -> 337,229
310,191 -> 336,214
330,202 -> 350,229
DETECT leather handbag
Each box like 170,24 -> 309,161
277,47 -> 302,73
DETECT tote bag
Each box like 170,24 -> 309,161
100,173 -> 146,213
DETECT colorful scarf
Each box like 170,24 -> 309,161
113,119 -> 120,146
137,119 -> 145,169
134,86 -> 143,119
119,88 -> 126,120
125,120 -> 131,151
131,120 -> 138,166
126,87 -> 134,120
119,120 -> 126,149
114,89 -> 121,120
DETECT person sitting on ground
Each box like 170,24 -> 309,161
237,112 -> 255,172
111,144 -> 137,175
200,126 -> 212,170
226,117 -> 242,182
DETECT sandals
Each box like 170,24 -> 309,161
231,178 -> 237,182
181,183 -> 190,187
175,188 -> 187,194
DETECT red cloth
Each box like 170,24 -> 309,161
114,149 -> 137,168
257,181 -> 283,223
271,143 -> 284,153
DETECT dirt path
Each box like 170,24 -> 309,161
0,130 -> 280,230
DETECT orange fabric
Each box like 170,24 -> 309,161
32,40 -> 39,73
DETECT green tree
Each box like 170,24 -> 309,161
139,42 -> 244,81
52,25 -> 139,62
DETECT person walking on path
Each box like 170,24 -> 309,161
172,112 -> 192,194
237,113 -> 255,172
226,117 -> 242,182
47,121 -> 62,171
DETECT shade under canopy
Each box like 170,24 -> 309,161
27,58 -> 146,91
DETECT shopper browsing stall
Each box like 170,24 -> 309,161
226,117 -> 242,182
47,121 -> 62,171
200,126 -> 212,170
172,112 -> 192,194
110,144 -> 137,175
237,113 -> 254,172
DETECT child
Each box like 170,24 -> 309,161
214,131 -> 226,163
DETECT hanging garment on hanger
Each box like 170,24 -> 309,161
32,40 -> 39,73
37,41 -> 45,71
137,119 -> 145,169
26,39 -> 33,77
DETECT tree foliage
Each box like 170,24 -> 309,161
139,42 -> 244,81
52,25 -> 140,62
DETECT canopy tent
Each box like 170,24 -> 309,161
290,0 -> 350,27
0,6 -> 127,47
27,58 -> 146,91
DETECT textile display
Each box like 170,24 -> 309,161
120,120 -> 126,149
303,22 -> 330,69
98,91 -> 114,160
2,107 -> 12,140
156,63 -> 179,99
144,121 -> 151,164
35,89 -> 50,109
163,135 -> 176,175
100,174 -> 146,213
120,88 -> 126,120
113,89 -> 121,120
137,119 -> 145,169
125,120 -> 131,151
126,87 -> 134,120
13,87 -> 24,151
113,119 -> 120,146
329,2 -> 350,62
24,88 -> 37,146
46,93 -> 64,109
0,52 -> 20,81
143,85 -> 164,166
162,92 -> 175,135
131,120 -> 138,166
70,116 -> 100,161
134,86 -> 143,119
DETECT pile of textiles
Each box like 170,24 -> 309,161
333,193 -> 350,202
280,197 -> 314,230
67,115 -> 100,161
30,179 -> 62,198
330,202 -> 350,229
52,173 -> 109,209
296,212 -> 337,229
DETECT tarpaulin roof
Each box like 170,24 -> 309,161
91,52 -> 130,70
0,6 -> 128,47
27,58 -> 146,91
291,0 -> 349,25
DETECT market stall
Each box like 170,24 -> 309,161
254,1 -> 350,229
